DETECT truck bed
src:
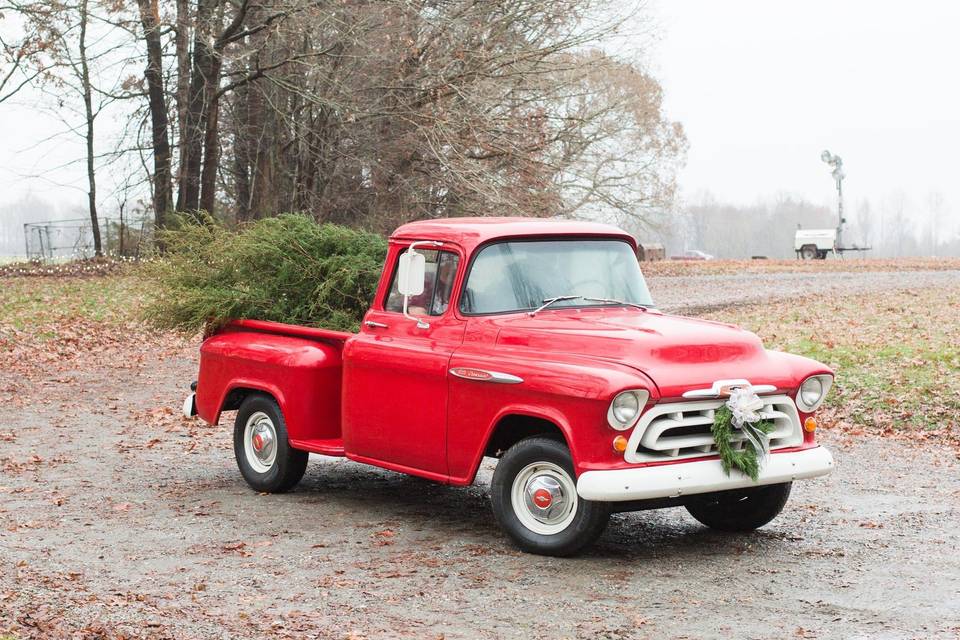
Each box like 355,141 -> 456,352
221,318 -> 355,344
195,319 -> 353,454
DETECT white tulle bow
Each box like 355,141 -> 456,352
725,387 -> 770,461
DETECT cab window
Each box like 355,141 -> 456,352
385,249 -> 460,316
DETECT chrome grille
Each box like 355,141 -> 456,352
623,394 -> 802,463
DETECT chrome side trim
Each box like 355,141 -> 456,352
449,368 -> 524,384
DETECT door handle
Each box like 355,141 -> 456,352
364,320 -> 389,329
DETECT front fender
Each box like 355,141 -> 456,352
446,348 -> 658,483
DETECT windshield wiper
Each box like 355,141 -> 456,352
583,297 -> 652,310
528,295 -> 581,317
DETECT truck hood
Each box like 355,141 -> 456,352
493,309 -> 801,399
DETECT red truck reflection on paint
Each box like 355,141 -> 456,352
183,218 -> 834,556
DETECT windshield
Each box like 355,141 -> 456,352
460,239 -> 654,315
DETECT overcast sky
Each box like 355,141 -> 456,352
649,0 -> 960,216
1,1 -> 958,223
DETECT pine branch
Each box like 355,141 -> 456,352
711,406 -> 774,482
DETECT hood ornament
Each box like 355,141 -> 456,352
682,379 -> 777,399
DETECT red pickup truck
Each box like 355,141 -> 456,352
183,218 -> 834,555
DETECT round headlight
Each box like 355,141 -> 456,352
607,390 -> 648,430
613,392 -> 639,423
796,375 -> 831,411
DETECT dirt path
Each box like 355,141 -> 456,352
2,271 -> 959,639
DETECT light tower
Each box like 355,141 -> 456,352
820,150 -> 845,249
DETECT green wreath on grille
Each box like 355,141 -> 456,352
711,405 -> 775,482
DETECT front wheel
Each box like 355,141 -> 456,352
685,482 -> 792,531
491,437 -> 609,556
234,394 -> 308,493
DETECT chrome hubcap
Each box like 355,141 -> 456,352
511,462 -> 578,535
251,422 -> 274,461
243,412 -> 278,473
524,475 -> 565,522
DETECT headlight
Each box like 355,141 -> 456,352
607,390 -> 649,430
796,375 -> 833,412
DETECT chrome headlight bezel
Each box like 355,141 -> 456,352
795,374 -> 833,412
607,389 -> 650,430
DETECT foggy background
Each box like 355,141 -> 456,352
1,0 -> 958,259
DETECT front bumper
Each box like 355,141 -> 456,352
576,446 -> 834,502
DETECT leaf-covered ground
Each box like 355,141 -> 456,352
705,285 -> 960,455
1,267 -> 958,639
0,257 -> 134,278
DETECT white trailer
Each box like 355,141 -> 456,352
794,229 -> 836,260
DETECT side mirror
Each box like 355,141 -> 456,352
397,250 -> 426,296
398,240 -> 443,329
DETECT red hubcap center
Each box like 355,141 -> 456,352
533,488 -> 553,508
252,433 -> 264,451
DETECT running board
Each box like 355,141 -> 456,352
289,438 -> 345,457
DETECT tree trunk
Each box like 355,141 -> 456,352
174,0 -> 191,200
230,80 -> 253,222
198,55 -> 223,214
137,0 -> 173,233
176,0 -> 217,212
78,0 -> 101,256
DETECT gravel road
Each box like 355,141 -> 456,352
648,269 -> 960,314
2,269 -> 959,640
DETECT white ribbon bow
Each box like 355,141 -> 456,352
725,387 -> 770,461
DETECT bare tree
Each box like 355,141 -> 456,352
215,0 -> 685,231
136,0 -> 173,230
856,198 -> 873,249
7,0 -> 687,238
926,190 -> 945,256
7,0 -> 123,255
76,0 -> 102,254
0,14 -> 50,103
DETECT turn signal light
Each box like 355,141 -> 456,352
612,435 -> 628,453
804,417 -> 818,433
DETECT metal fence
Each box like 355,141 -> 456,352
23,217 -> 152,261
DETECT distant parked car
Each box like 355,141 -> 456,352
671,249 -> 714,261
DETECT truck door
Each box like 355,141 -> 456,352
341,245 -> 465,479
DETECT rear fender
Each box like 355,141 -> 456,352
195,331 -> 343,441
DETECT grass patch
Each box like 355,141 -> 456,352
0,274 -> 145,333
706,285 -> 960,434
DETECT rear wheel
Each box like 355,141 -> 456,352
491,437 -> 609,556
800,245 -> 817,260
685,482 -> 792,531
234,394 -> 308,493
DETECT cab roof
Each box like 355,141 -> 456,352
390,217 -> 636,252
